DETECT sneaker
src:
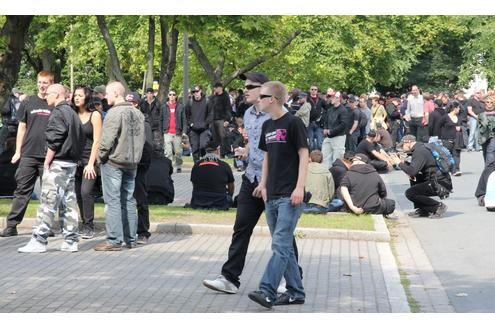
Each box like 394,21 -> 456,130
94,242 -> 122,251
248,290 -> 273,309
0,226 -> 18,237
203,275 -> 238,294
384,211 -> 400,220
18,238 -> 47,253
136,235 -> 149,245
430,203 -> 447,219
452,171 -> 462,177
125,242 -> 138,249
274,292 -> 305,306
176,168 -> 182,173
59,241 -> 78,252
407,209 -> 429,218
81,229 -> 95,239
277,277 -> 287,294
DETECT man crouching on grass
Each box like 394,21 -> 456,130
18,84 -> 85,253
249,81 -> 309,308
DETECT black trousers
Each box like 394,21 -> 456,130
221,175 -> 302,288
409,117 -> 428,142
189,130 -> 210,162
405,181 -> 440,213
75,165 -> 97,230
134,164 -> 151,238
370,159 -> 389,173
5,157 -> 44,228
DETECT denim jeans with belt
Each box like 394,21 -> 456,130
101,163 -> 138,246
259,197 -> 305,301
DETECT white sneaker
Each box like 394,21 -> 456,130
18,238 -> 47,253
277,277 -> 287,294
202,275 -> 238,294
59,241 -> 78,252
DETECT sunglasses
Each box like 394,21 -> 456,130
244,84 -> 261,90
260,94 -> 279,100
192,90 -> 200,93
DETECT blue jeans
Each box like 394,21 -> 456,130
101,163 -> 138,245
302,203 -> 328,214
260,197 -> 305,301
307,122 -> 324,151
468,116 -> 480,150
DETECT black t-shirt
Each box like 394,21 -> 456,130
17,95 -> 53,159
258,112 -> 309,200
356,139 -> 379,159
191,157 -> 234,194
347,108 -> 360,131
468,98 -> 485,116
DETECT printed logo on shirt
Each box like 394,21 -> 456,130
265,129 -> 287,144
30,109 -> 51,116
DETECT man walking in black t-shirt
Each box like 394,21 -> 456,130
249,81 -> 309,308
1,71 -> 54,237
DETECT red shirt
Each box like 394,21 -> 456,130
168,102 -> 177,134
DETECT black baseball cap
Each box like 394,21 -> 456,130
145,87 -> 154,93
239,72 -> 269,84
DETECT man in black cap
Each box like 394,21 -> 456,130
209,82 -> 232,155
185,85 -> 213,162
190,140 -> 234,209
140,87 -> 162,151
391,134 -> 451,218
340,153 -> 396,216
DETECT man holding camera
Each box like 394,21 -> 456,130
392,135 -> 452,219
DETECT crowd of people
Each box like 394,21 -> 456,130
1,68 -> 495,308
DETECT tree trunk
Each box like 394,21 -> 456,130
145,16 -> 155,91
157,16 -> 179,103
96,15 -> 129,91
189,30 -> 301,87
0,16 -> 33,108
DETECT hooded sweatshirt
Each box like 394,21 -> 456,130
306,162 -> 335,207
340,163 -> 387,211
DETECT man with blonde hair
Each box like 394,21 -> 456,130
1,71 -> 54,237
18,84 -> 85,252
249,80 -> 309,308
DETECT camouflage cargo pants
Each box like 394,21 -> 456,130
33,161 -> 79,244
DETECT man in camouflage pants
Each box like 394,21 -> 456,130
18,84 -> 85,253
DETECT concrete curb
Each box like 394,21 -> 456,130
2,214 -> 390,242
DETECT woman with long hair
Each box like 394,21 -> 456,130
72,85 -> 103,239
439,101 -> 463,176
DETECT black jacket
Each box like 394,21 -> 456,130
140,98 -> 162,131
45,101 -> 85,163
308,96 -> 326,124
139,118 -> 153,171
428,107 -> 446,137
324,104 -> 349,137
185,96 -> 213,132
209,92 -> 232,121
330,158 -> 348,189
340,163 -> 387,211
162,102 -> 187,135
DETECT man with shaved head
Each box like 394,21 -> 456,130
1,71 -> 54,237
94,81 -> 145,251
18,83 -> 85,253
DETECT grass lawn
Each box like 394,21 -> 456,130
0,199 -> 374,231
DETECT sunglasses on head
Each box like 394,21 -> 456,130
244,84 -> 261,90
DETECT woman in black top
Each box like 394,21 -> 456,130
440,101 -> 462,176
72,86 -> 103,238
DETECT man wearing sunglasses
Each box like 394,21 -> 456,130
162,89 -> 187,173
203,72 -> 305,296
185,85 -> 213,162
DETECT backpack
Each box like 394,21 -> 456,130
424,141 -> 455,174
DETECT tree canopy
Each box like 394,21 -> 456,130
2,15 -> 495,103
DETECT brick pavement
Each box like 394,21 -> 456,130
0,233 -> 394,313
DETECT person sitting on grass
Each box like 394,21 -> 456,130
189,140 -> 235,210
339,153 -> 396,217
302,150 -> 335,214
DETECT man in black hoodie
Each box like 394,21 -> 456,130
140,88 -> 163,151
186,85 -> 213,162
210,82 -> 232,154
428,97 -> 448,139
340,153 -> 395,216
18,84 -> 85,253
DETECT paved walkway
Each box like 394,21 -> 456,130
0,232 -> 396,313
